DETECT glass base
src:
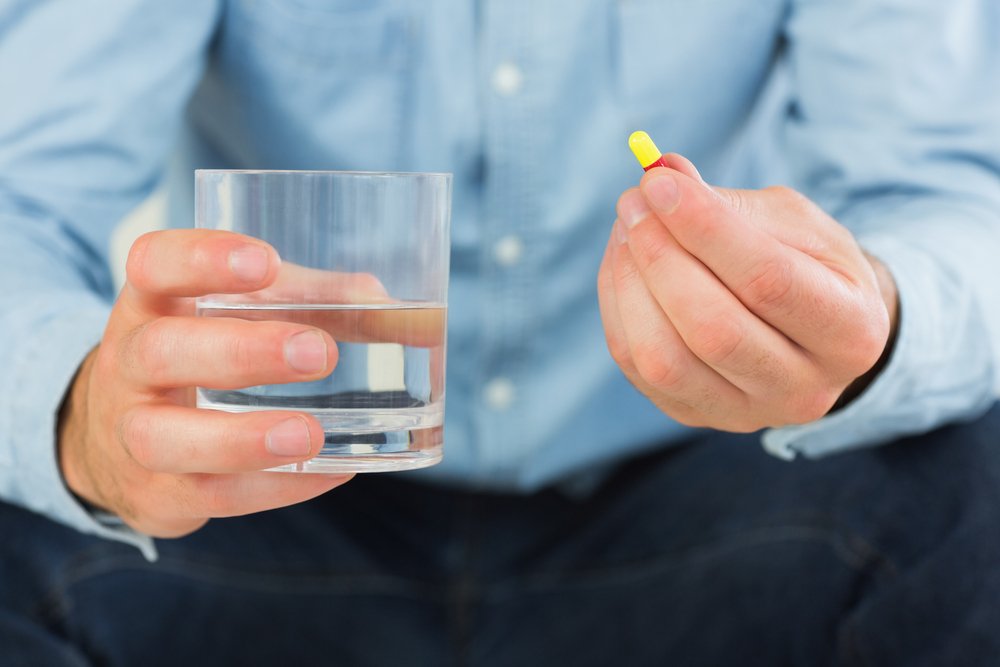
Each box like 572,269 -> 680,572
267,449 -> 442,473
266,423 -> 443,473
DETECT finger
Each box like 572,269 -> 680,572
616,190 -> 829,412
121,316 -> 337,389
597,223 -> 637,375
210,262 -> 446,348
629,171 -> 859,353
608,226 -> 752,428
120,405 -> 326,473
126,230 -> 280,304
737,185 -> 855,258
247,262 -> 392,304
163,470 -> 354,521
599,225 -> 687,416
199,303 -> 447,349
656,157 -> 856,262
601,223 -> 724,427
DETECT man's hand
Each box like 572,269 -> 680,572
58,230 -> 353,538
597,155 -> 899,432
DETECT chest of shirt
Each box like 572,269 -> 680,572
193,0 -> 784,171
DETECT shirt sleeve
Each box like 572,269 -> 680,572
0,0 -> 219,558
762,0 -> 1000,459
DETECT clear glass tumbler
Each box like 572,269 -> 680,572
195,170 -> 451,473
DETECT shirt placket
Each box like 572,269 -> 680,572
477,0 -> 544,479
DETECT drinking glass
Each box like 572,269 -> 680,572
195,170 -> 451,472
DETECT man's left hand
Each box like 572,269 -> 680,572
597,155 -> 898,432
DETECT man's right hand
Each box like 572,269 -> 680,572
58,229 -> 353,538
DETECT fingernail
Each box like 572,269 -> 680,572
285,331 -> 328,374
266,417 -> 312,457
620,190 -> 653,230
229,245 -> 269,283
645,172 -> 681,214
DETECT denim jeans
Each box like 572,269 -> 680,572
3,405 -> 1000,666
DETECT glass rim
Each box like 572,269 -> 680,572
196,169 -> 452,178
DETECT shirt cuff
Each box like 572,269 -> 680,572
1,300 -> 158,561
762,236 -> 995,460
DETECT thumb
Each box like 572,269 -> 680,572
640,162 -> 756,227
658,152 -> 705,183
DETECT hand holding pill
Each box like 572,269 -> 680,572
597,133 -> 899,432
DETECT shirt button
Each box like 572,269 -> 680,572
493,235 -> 524,267
491,63 -> 524,96
484,377 -> 515,410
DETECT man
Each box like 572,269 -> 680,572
2,1 -> 999,664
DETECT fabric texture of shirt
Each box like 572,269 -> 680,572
1,0 -> 998,560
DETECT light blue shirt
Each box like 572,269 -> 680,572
1,0 -> 998,559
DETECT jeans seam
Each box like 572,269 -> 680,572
35,550 -> 439,622
482,519 -> 898,602
28,544 -> 116,628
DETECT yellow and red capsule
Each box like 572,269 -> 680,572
628,130 -> 669,171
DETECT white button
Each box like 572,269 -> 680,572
484,377 -> 515,410
493,235 -> 524,267
492,63 -> 524,96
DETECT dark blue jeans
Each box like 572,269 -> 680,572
3,406 -> 1000,666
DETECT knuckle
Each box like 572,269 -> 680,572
133,319 -> 174,384
857,314 -> 890,368
145,476 -> 199,522
764,186 -> 826,222
114,326 -> 142,379
832,308 -> 889,374
743,259 -> 795,311
786,387 -> 838,424
194,477 -> 232,517
632,338 -> 686,390
116,409 -> 147,465
629,230 -> 673,272
358,272 -> 386,295
605,334 -> 634,371
842,342 -> 880,377
764,185 -> 804,206
615,250 -> 645,284
656,400 -> 700,427
220,413 -> 266,455
688,315 -> 746,367
226,330 -> 260,375
723,187 -> 752,217
124,232 -> 157,287
347,272 -> 388,299
764,184 -> 795,199
189,236 -> 218,267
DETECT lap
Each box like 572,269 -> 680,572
489,405 -> 1000,666
2,405 -> 999,666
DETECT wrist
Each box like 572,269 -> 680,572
57,347 -> 110,512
